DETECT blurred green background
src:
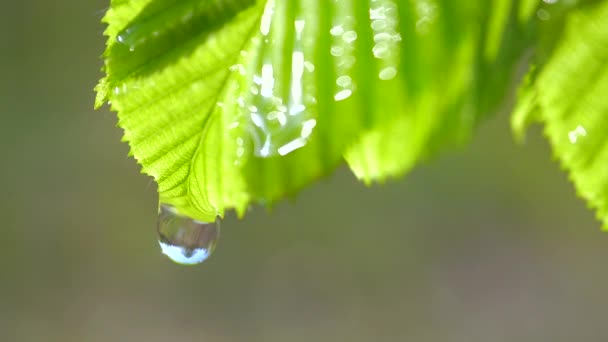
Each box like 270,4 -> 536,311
2,1 -> 608,341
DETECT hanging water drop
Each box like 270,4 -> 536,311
157,204 -> 220,265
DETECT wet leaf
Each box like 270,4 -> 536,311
513,1 -> 608,229
97,0 -> 607,228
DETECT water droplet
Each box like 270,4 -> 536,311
331,45 -> 345,57
378,66 -> 397,80
303,61 -> 315,72
336,75 -> 353,88
371,19 -> 387,31
342,30 -> 358,44
260,0 -> 275,36
157,205 -> 220,265
372,42 -> 390,59
114,2 -> 203,52
415,1 -> 438,35
294,19 -> 305,39
237,12 -> 317,158
330,25 -> 344,36
112,83 -> 129,96
334,89 -> 352,101
370,1 -> 401,82
536,9 -> 551,21
568,125 -> 587,144
116,20 -> 151,52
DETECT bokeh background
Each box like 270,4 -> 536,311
2,1 -> 608,341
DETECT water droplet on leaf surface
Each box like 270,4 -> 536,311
157,205 -> 220,265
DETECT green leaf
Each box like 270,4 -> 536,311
97,0 -> 264,221
345,0 -> 535,182
513,1 -> 608,229
96,0 -> 569,222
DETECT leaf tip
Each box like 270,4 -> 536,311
94,79 -> 109,110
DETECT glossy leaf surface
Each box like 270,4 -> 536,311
513,1 -> 608,228
97,0 -> 608,228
